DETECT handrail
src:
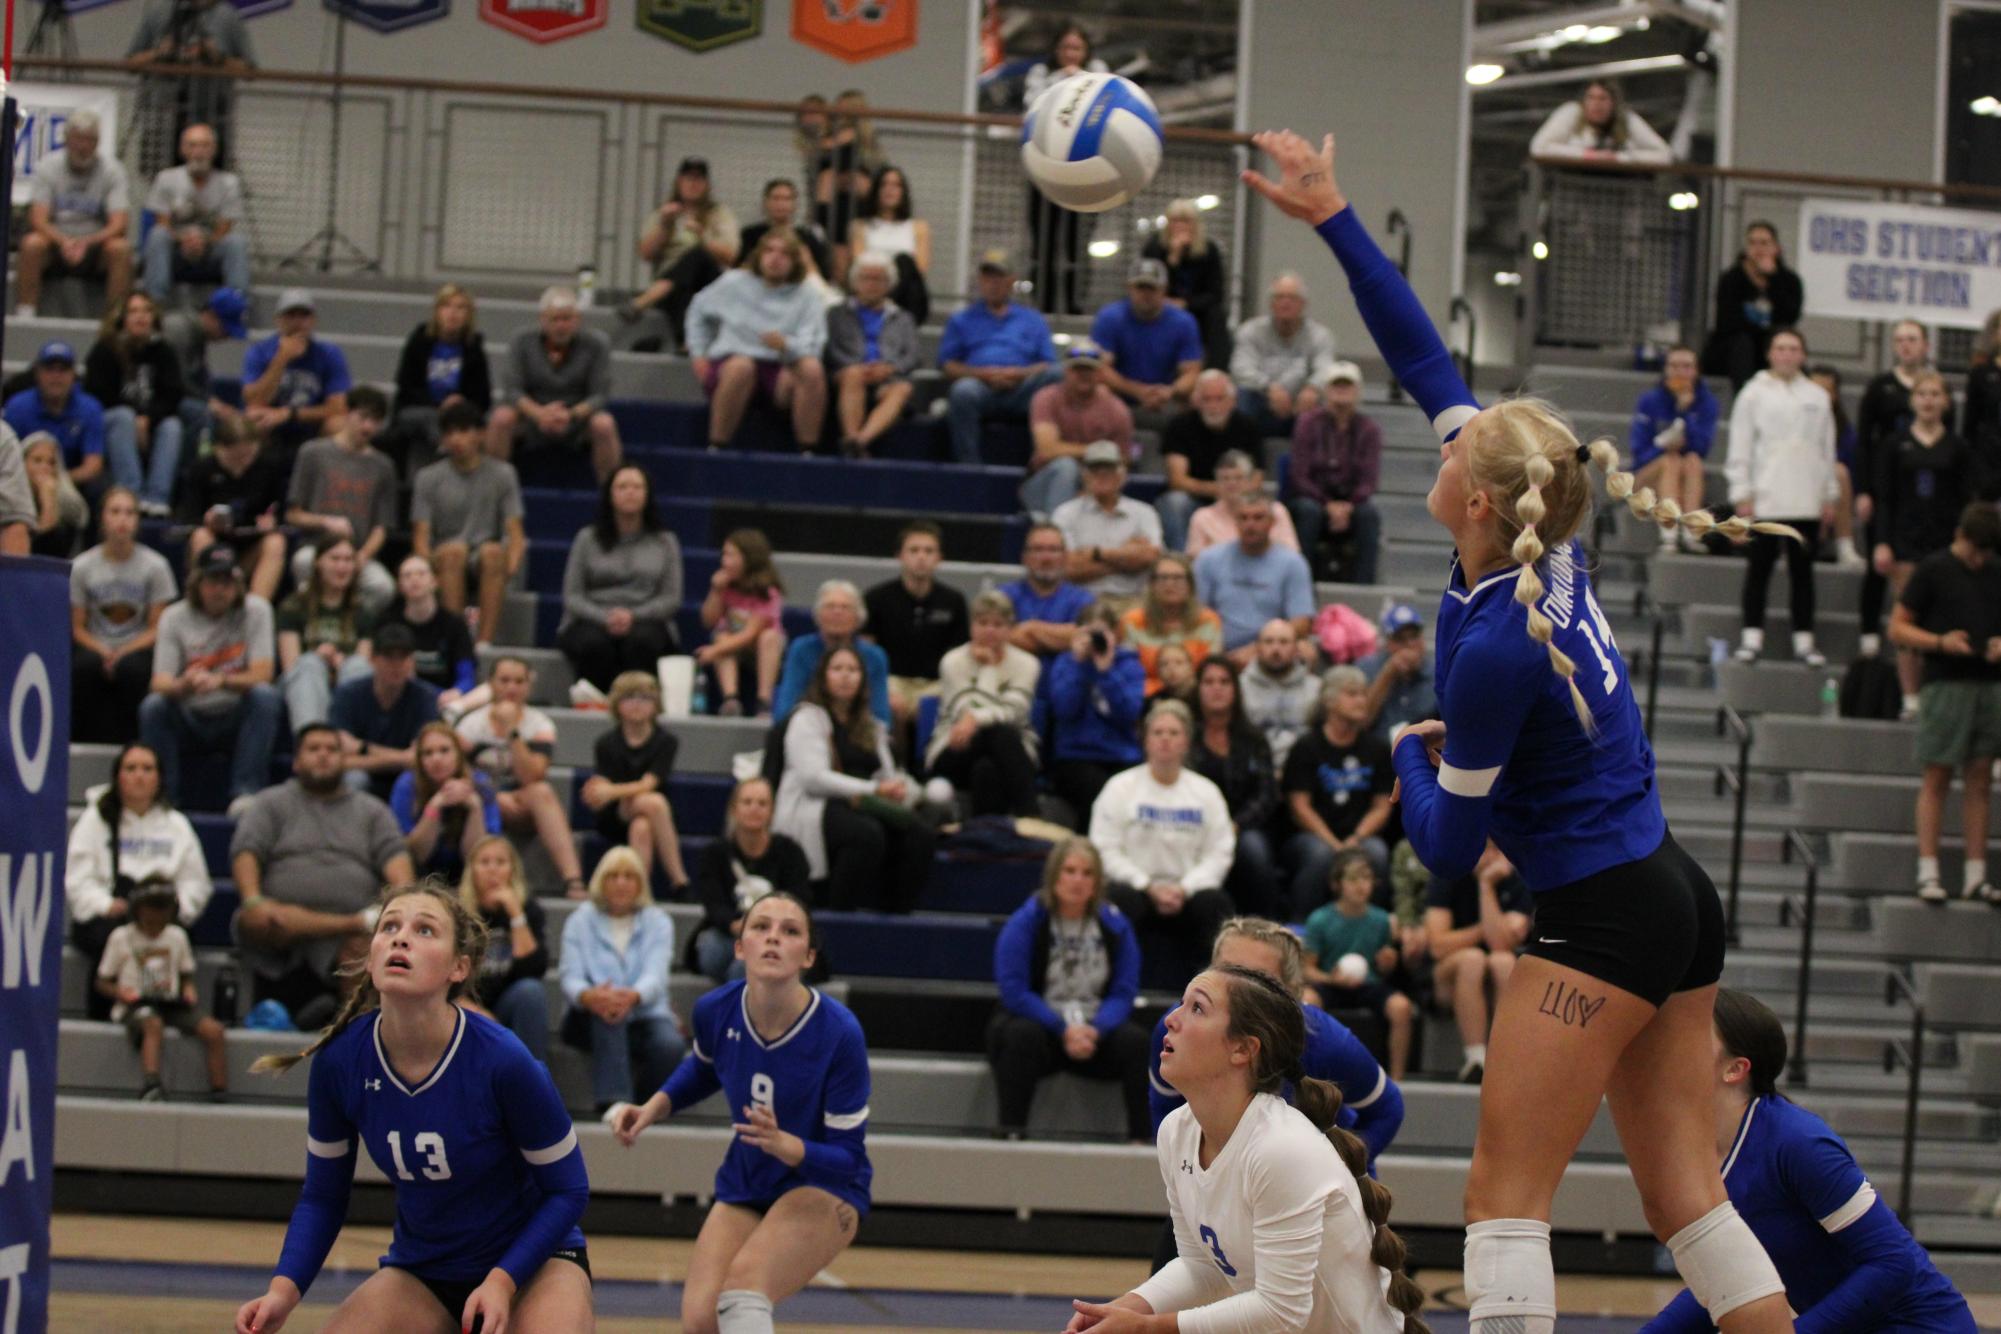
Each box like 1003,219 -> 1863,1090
1631,587 -> 1663,740
1529,153 -> 2001,206
1449,294 -> 1476,398
1881,969 -> 1927,1224
1716,706 -> 1754,942
1384,210 -> 1413,404
1777,828 -> 1820,1086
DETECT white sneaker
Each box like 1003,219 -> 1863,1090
1917,878 -> 1947,904
138,499 -> 171,518
1965,881 -> 1999,907
1836,544 -> 1866,570
1733,643 -> 1760,664
1798,648 -> 1827,669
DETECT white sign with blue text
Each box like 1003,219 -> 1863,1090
1797,196 -> 2001,331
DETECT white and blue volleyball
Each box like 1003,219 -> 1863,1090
1021,72 -> 1164,213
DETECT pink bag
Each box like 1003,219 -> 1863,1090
1313,602 -> 1379,664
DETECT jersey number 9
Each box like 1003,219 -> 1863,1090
751,1073 -> 776,1112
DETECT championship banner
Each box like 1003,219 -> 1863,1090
327,0 -> 450,33
1797,197 -> 2001,332
481,0 -> 605,43
637,0 -> 761,51
0,558 -> 71,1334
8,83 -> 119,208
793,0 -> 915,62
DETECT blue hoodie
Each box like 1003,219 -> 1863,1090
994,896 -> 1140,1034
1046,647 -> 1145,765
1628,379 -> 1719,470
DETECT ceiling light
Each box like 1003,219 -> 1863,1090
1532,240 -> 1549,261
1583,25 -> 1622,42
1668,191 -> 1700,211
1973,95 -> 2001,117
1562,24 -> 1589,40
1494,271 -> 1523,287
1195,194 -> 1220,211
1465,63 -> 1504,85
1087,240 -> 1121,259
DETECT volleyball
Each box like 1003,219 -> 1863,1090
1020,72 -> 1164,213
1336,953 -> 1369,986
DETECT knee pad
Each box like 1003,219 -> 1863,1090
1667,1202 -> 1787,1320
1463,1218 -> 1556,1332
715,1289 -> 775,1334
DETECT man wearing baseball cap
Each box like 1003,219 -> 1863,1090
1356,601 -> 1436,743
1022,338 -> 1133,518
628,155 -> 741,345
1287,359 -> 1383,584
1089,257 -> 1204,425
938,248 -> 1059,465
2,341 -> 107,489
327,620 -> 440,800
1051,439 -> 1163,603
241,287 -> 353,464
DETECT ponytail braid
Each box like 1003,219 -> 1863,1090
1507,448 -> 1593,733
1583,438 -> 1803,547
1294,1076 -> 1432,1332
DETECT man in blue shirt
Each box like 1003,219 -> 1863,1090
1090,258 -> 1203,424
3,341 -> 106,489
1000,522 -> 1094,662
1356,602 -> 1437,744
938,249 -> 1058,465
242,287 -> 352,465
328,623 -> 440,799
1193,492 -> 1317,661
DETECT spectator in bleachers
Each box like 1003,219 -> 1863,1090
1628,344 -> 1720,554
96,877 -> 229,1102
1189,657 -> 1282,920
741,178 -> 834,284
231,723 -> 414,1027
0,425 -> 29,554
1859,321 -> 1959,658
1527,78 -> 1673,163
490,285 -> 622,484
560,845 -> 686,1114
71,486 -> 177,743
1702,220 -> 1803,391
1023,340 -> 1133,521
1183,448 -> 1301,558
141,544 -> 280,814
1281,668 -> 1393,917
1157,371 -> 1261,553
1143,198 -> 1229,370
19,433 -> 87,558
16,111 -> 132,318
276,537 -> 376,729
1356,603 -> 1436,744
816,91 -> 882,284
84,292 -> 184,516
849,166 -> 931,323
140,123 -> 248,301
284,385 -> 397,611
1090,700 -> 1235,985
626,156 -> 740,348
1091,258 -> 1203,426
1229,272 -> 1335,437
1424,844 -> 1533,1085
379,554 -> 475,707
585,670 -> 691,894
161,286 -> 246,443
414,401 -> 525,646
1054,441 -> 1163,606
241,288 -> 352,466
1238,617 -> 1316,769
1287,360 -> 1382,583
391,283 -> 492,476
456,654 -> 589,898
940,249 -> 1059,466
1119,552 -> 1221,695
1300,849 -> 1413,1079
4,341 -> 106,490
125,0 -> 254,171
178,413 -> 285,602
393,720 -> 498,882
1889,503 -> 2001,905
66,743 -> 211,1020
865,519 -> 969,738
773,579 -> 891,724
691,775 -> 809,982
1141,643 -> 1199,725
1047,602 -> 1145,824
826,251 -> 918,459
774,644 -> 934,912
696,527 -> 786,717
459,834 -> 549,1062
1968,309 -> 2001,499
1808,364 -> 1869,571
989,837 -> 1149,1141
927,590 -> 1042,818
687,228 -> 830,453
1195,491 -> 1316,664
557,464 -> 684,693
1002,522 -> 1095,663
1727,329 -> 1836,668
1876,371 -> 1973,714
1023,24 -> 1107,315
327,623 -> 437,800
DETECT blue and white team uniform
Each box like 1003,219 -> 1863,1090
276,1008 -> 590,1307
1643,1096 -> 1974,1332
1312,205 -> 1722,1006
661,979 -> 873,1213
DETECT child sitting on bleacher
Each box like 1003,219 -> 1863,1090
1300,849 -> 1414,1081
94,877 -> 229,1103
695,527 -> 786,717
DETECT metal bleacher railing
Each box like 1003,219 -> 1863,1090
18,55 -> 1253,316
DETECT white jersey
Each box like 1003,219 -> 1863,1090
1133,1094 -> 1403,1334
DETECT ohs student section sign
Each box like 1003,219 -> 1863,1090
1798,197 -> 2001,330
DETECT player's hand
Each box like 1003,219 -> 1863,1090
1066,1296 -> 1155,1332
460,1270 -> 516,1334
236,1279 -> 301,1332
1986,637 -> 2001,665
1940,629 -> 1973,657
1399,719 -> 1446,766
118,986 -> 142,1006
1873,544 -> 1895,576
1242,129 -> 1346,226
733,1103 -> 806,1166
608,1094 -> 666,1146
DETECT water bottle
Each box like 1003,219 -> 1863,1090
212,963 -> 240,1026
691,675 -> 709,717
576,263 -> 598,308
1820,674 -> 1840,719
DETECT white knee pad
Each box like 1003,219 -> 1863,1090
1667,1202 -> 1787,1320
1463,1218 -> 1556,1333
715,1288 -> 775,1334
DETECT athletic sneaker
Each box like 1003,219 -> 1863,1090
1917,878 -> 1948,904
139,1079 -> 165,1103
1966,881 -> 1999,907
1457,1058 -> 1484,1085
1798,648 -> 1827,669
1732,643 -> 1760,664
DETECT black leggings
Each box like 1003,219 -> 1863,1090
985,1010 -> 1152,1141
557,617 -> 676,693
1048,759 -> 1123,830
1740,522 -> 1816,632
1027,188 -> 1090,315
928,725 -> 1040,817
819,799 -> 935,912
73,645 -> 154,744
1105,883 -> 1234,994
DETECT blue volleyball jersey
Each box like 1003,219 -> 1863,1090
662,980 -> 873,1214
275,1008 -> 588,1293
1644,1097 -> 1974,1333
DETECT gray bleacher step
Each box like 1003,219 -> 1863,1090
1878,900 -> 2001,964
1832,831 -> 1965,895
1916,1214 -> 2001,1251
1847,1135 -> 2001,1177
1931,1247 -> 2001,1295
1650,552 -> 1864,617
1713,660 -> 1842,717
1749,715 -> 1917,779
1967,1034 -> 2001,1100
1794,772 -> 2001,838
1795,1090 -> 1997,1143
1654,762 -> 1790,806
1721,952 -> 1894,997
1682,604 -> 1863,663
1915,963 -> 2001,1028
1784,1063 -> 1972,1101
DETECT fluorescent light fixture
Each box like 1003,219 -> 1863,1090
1532,240 -> 1550,261
1583,25 -> 1622,42
1668,191 -> 1700,211
1465,63 -> 1505,85
1494,271 -> 1523,287
1972,95 -> 2001,117
1087,240 -> 1121,259
1562,24 -> 1589,40
1195,194 -> 1220,210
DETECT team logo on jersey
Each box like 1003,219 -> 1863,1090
726,1026 -> 742,1042
1180,1159 -> 1194,1175
479,0 -> 606,43
364,1077 -> 383,1091
791,0 -> 915,63
637,0 -> 762,52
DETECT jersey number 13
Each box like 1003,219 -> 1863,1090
386,1130 -> 452,1181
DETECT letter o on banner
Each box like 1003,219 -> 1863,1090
9,654 -> 49,797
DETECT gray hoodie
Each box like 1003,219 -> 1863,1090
1240,657 -> 1319,769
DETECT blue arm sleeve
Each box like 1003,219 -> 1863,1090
389,773 -> 416,833
1091,914 -> 1140,1033
796,1019 -> 871,1192
1046,655 -> 1088,724
454,656 -> 477,694
1147,1014 -> 1182,1135
771,639 -> 811,721
493,1046 -> 591,1289
1639,1288 -> 1714,1334
1796,1199 -> 1923,1334
995,909 -> 1066,1033
1313,207 -> 1480,442
1308,1011 -> 1402,1163
1628,393 -> 1661,466
274,1050 -> 357,1293
1687,387 -> 1720,457
661,999 -> 723,1110
1391,645 -> 1538,880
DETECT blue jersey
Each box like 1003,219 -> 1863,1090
662,981 -> 873,1214
1308,206 -> 1664,889
277,1008 -> 588,1292
1147,1005 -> 1404,1165
1643,1097 -> 1973,1334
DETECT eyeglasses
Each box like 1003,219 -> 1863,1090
1151,570 -> 1190,582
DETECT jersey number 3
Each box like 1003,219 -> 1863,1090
1197,1224 -> 1238,1277
387,1130 -> 451,1181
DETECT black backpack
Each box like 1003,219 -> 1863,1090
1839,655 -> 1902,720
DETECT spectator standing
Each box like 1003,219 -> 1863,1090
814,91 -> 881,283
825,251 -> 918,458
1808,364 -> 1869,570
1888,504 -> 2001,905
377,554 -> 475,706
413,402 -> 525,645
455,655 -> 589,899
1288,361 -> 1383,583
1189,657 -> 1283,920
177,414 -> 285,601
1527,79 -> 1673,163
393,720 -> 499,882
927,591 -> 1042,818
585,671 -> 693,895
327,624 -> 439,800
84,292 -> 185,515
489,286 -> 621,483
696,527 -> 787,716
1156,371 -> 1263,553
558,464 -> 684,692
1119,552 -> 1222,694
865,520 -> 970,733
772,579 -> 892,723
1053,442 -> 1164,605
989,837 -> 1150,1141
690,776 -> 810,982
1143,198 -> 1229,369
19,433 -> 88,558
1425,845 -> 1533,1085
686,230 -> 830,453
1022,341 -> 1133,519
71,487 -> 177,742
1281,668 -> 1394,916
1726,329 -> 1837,667
1300,850 -> 1414,1079
1858,320 -> 1958,657
1229,272 -> 1336,435
284,385 -> 397,610
140,123 -> 248,300
1022,24 -> 1107,314
740,178 -> 834,281
1702,221 -> 1803,391
1239,617 -> 1318,769
560,846 -> 686,1113
849,166 -> 931,323
241,289 -> 352,464
161,285 -> 246,440
1195,492 -> 1317,662
1183,449 -> 1301,558
459,834 -> 550,1061
1967,309 -> 2001,499
1875,372 -> 1972,712
1002,523 -> 1095,664
125,0 -> 254,170
627,156 -> 740,347
1627,345 -> 1719,553
4,341 -> 106,490
391,283 -> 492,474
1091,258 -> 1203,424
1046,601 -> 1145,821
96,878 -> 229,1101
939,250 -> 1059,465
140,545 -> 280,812
1355,603 -> 1437,744
275,537 -> 376,728
16,111 -> 131,318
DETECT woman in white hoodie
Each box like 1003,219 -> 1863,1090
1725,329 -> 1835,667
67,743 -> 212,1018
